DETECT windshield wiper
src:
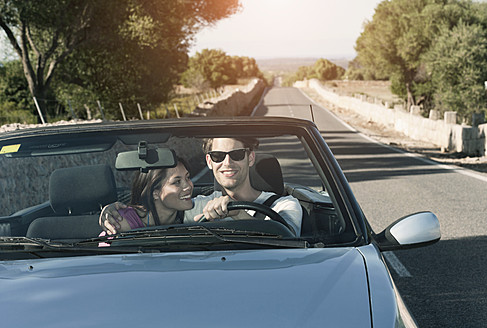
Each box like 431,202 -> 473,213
0,236 -> 74,248
197,225 -> 308,248
0,236 -> 141,255
87,225 -> 309,249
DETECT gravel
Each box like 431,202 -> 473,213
0,119 -> 103,133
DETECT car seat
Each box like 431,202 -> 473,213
26,164 -> 118,240
215,153 -> 312,236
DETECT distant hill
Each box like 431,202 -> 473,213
256,57 -> 350,73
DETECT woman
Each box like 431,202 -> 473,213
101,158 -> 193,236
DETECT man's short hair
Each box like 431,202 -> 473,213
202,137 -> 259,154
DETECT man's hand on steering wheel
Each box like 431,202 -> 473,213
193,197 -> 296,236
193,196 -> 250,222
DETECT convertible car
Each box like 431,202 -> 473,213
0,117 -> 440,327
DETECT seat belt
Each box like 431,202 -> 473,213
253,194 -> 281,220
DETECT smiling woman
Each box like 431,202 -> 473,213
119,160 -> 194,229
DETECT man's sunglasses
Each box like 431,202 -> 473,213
208,148 -> 248,163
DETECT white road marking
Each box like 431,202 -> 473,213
250,87 -> 268,116
383,251 -> 412,277
358,132 -> 487,184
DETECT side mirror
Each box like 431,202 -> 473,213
375,212 -> 441,251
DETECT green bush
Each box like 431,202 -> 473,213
0,101 -> 36,125
282,58 -> 346,86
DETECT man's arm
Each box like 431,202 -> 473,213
270,196 -> 303,236
99,202 -> 128,235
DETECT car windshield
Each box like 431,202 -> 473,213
0,119 -> 363,258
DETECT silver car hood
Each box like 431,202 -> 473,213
0,248 -> 370,327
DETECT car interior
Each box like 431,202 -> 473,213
0,135 -> 358,248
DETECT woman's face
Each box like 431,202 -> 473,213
154,163 -> 194,211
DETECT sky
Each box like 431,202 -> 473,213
190,0 -> 383,60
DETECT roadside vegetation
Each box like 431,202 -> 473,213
282,0 -> 487,125
0,0 -> 245,124
352,0 -> 487,124
181,49 -> 264,89
281,58 -> 345,87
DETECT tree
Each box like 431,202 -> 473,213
181,50 -> 263,90
344,58 -> 365,80
0,0 -> 241,120
313,58 -> 345,81
0,0 -> 97,120
281,58 -> 344,86
294,66 -> 313,81
424,22 -> 487,122
231,56 -> 262,80
354,0 -> 475,110
185,49 -> 234,89
69,1 -> 241,116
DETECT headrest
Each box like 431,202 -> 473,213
49,164 -> 118,215
249,153 -> 284,195
213,153 -> 284,195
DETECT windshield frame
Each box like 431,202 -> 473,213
0,117 -> 367,254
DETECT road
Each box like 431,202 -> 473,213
252,86 -> 487,327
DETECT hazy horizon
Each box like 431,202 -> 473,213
190,0 -> 382,59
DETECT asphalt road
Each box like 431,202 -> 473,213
253,86 -> 487,327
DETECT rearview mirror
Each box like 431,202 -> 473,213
115,141 -> 177,172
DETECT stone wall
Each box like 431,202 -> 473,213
295,79 -> 487,157
189,78 -> 266,117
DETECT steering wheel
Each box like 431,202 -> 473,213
198,201 -> 296,235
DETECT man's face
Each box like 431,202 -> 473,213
206,138 -> 255,191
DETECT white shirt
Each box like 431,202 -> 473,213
184,191 -> 302,236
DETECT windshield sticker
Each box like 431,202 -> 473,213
0,144 -> 21,154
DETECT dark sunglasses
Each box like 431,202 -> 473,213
208,148 -> 248,163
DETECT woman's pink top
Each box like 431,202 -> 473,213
118,207 -> 146,229
98,207 -> 145,246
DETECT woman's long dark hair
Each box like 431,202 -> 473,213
130,158 -> 189,225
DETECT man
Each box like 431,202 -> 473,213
100,137 -> 302,236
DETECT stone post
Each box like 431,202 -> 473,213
444,111 -> 457,124
429,110 -> 439,120
410,105 -> 421,115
